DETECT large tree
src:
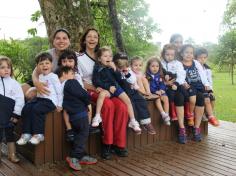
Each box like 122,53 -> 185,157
38,0 -> 92,50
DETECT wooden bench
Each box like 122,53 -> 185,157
15,100 -> 208,165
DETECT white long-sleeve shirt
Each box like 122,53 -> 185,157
161,59 -> 186,85
193,60 -> 210,87
37,72 -> 63,107
0,76 -> 24,116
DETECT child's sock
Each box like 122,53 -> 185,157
179,128 -> 186,135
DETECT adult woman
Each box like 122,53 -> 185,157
22,28 -> 71,99
77,27 -> 129,159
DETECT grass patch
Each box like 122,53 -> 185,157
213,72 -> 236,122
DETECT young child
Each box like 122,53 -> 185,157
57,50 -> 97,142
195,47 -> 219,126
145,57 -> 171,125
92,46 -> 141,134
57,66 -> 97,171
161,44 -> 186,120
130,56 -> 153,97
113,52 -> 156,135
0,56 -> 24,163
17,52 -> 63,145
180,44 -> 210,142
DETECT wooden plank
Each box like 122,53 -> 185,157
53,112 -> 63,161
44,112 -> 53,163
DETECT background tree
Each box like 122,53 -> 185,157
223,0 -> 236,29
38,0 -> 93,50
215,30 -> 236,84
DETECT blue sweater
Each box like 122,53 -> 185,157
146,71 -> 166,94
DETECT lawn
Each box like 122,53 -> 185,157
213,72 -> 236,122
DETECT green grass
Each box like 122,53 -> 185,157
213,72 -> 236,122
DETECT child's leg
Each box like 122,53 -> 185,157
155,98 -> 165,113
6,127 -> 20,163
204,97 -> 213,117
118,92 -> 135,119
137,77 -> 147,95
64,110 -> 72,130
119,92 -> 141,133
161,95 -> 169,113
176,106 -> 185,128
95,90 -> 110,115
92,90 -> 110,127
155,98 -> 170,125
189,95 -> 196,114
142,77 -> 151,95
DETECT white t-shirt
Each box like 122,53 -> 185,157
37,72 -> 63,107
77,52 -> 95,85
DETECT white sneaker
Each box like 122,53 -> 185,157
91,114 -> 102,127
16,134 -> 31,145
162,113 -> 171,126
29,134 -> 44,145
128,119 -> 141,134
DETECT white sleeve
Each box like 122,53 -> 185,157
194,60 -> 209,87
51,74 -> 63,107
13,80 -> 25,116
175,61 -> 186,85
206,68 -> 213,90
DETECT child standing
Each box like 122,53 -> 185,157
145,57 -> 171,125
0,56 -> 24,163
92,46 -> 141,134
195,47 -> 219,126
180,44 -> 210,142
57,66 -> 97,171
113,53 -> 156,135
17,52 -> 63,145
57,50 -> 97,142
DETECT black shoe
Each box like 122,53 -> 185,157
101,144 -> 112,160
112,146 -> 128,157
66,129 -> 75,142
89,125 -> 100,134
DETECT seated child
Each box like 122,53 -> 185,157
113,52 -> 156,134
57,49 -> 98,142
161,44 -> 186,122
180,44 -> 210,142
145,57 -> 171,125
92,46 -> 141,134
130,56 -> 153,97
0,56 -> 24,163
195,47 -> 219,126
57,66 -> 97,171
17,52 -> 62,145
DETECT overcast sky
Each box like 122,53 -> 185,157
0,0 -> 228,45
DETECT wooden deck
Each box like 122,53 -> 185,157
1,120 -> 236,176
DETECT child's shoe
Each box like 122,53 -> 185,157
29,134 -> 44,145
7,142 -> 20,163
187,113 -> 194,126
193,127 -> 202,142
92,114 -> 102,127
89,125 -> 100,134
178,128 -> 187,144
16,134 -> 31,145
208,116 -> 219,126
142,123 -> 157,135
66,129 -> 75,142
101,144 -> 112,160
112,145 -> 128,157
161,112 -> 171,126
79,155 -> 97,165
66,156 -> 82,171
202,114 -> 208,121
128,119 -> 141,134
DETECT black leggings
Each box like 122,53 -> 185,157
0,127 -> 14,142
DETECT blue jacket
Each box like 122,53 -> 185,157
146,71 -> 166,94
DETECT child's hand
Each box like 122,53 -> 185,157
10,117 -> 18,124
56,106 -> 63,112
183,83 -> 190,89
172,84 -> 177,90
109,61 -> 116,71
205,86 -> 210,91
96,87 -> 103,93
165,75 -> 170,81
155,90 -> 162,96
160,90 -> 165,94
165,79 -> 175,86
35,81 -> 50,95
109,86 -> 116,94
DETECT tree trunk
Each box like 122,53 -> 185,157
108,0 -> 125,52
38,0 -> 93,50
231,63 -> 234,85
